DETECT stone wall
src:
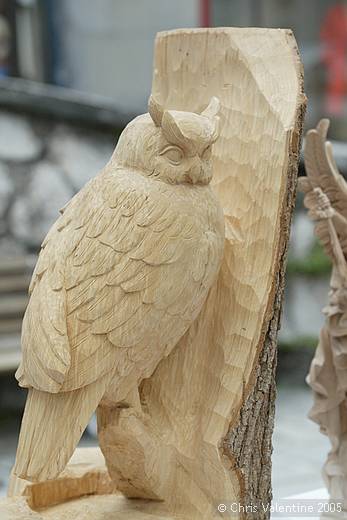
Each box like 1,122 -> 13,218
0,109 -> 116,256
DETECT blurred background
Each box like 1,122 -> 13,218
0,0 -> 344,504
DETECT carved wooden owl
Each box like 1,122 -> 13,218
13,96 -> 225,481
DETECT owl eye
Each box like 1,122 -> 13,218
160,145 -> 184,165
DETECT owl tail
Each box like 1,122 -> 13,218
13,373 -> 112,482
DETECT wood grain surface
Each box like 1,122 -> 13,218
5,28 -> 305,520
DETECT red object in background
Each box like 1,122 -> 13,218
321,3 -> 347,115
200,0 -> 211,27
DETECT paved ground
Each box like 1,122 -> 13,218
0,386 -> 329,500
0,417 -> 19,497
272,385 -> 329,499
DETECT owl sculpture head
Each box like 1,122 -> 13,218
112,96 -> 220,185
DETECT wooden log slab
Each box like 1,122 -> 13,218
4,448 -> 173,519
7,447 -> 116,509
96,27 -> 305,519
0,495 -> 175,520
2,27 -> 305,519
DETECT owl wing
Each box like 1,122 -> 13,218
299,119 -> 347,257
16,168 -> 220,394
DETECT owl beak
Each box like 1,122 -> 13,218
185,162 -> 212,185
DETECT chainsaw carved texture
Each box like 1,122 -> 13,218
13,96 -> 225,482
7,27 -> 305,520
95,28 -> 304,519
299,120 -> 347,510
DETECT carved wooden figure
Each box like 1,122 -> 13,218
13,95 -> 225,481
299,120 -> 347,515
3,28 -> 305,520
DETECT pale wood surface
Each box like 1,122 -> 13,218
97,27 -> 305,519
13,90 -> 224,482
8,447 -> 116,509
0,496 -> 175,520
299,120 -> 347,513
5,27 -> 305,520
5,447 -> 174,519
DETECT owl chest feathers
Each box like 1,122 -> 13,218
18,166 -> 224,394
103,168 -> 225,281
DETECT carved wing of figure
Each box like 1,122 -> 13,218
298,119 -> 347,266
13,99 -> 225,482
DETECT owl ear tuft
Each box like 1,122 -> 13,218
148,95 -> 164,127
201,97 -> 221,143
201,97 -> 220,120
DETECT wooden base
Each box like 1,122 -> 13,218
5,483 -> 347,520
7,447 -> 116,508
0,495 -> 175,520
3,447 -> 180,519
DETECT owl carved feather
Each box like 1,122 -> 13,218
13,97 -> 225,481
